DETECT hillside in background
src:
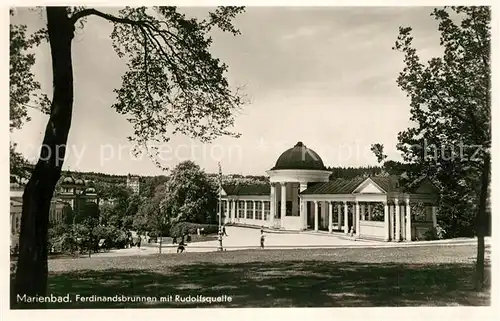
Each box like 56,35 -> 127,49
18,163 -> 394,193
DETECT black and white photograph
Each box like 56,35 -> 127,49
6,1 -> 496,315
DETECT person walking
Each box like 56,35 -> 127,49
222,225 -> 228,236
260,230 -> 265,249
177,240 -> 186,253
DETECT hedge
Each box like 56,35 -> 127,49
170,222 -> 219,237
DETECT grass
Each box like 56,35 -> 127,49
11,245 -> 490,308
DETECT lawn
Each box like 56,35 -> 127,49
11,245 -> 490,308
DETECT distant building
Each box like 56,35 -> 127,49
58,176 -> 99,209
127,174 -> 140,194
10,182 -> 68,249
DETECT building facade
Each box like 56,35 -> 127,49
220,142 -> 439,242
10,183 -> 69,249
10,176 -> 99,249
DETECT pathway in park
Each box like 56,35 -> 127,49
91,226 -> 491,257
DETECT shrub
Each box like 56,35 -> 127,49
423,228 -> 437,241
93,225 -> 128,249
170,222 -> 219,237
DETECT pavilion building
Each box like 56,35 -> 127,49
220,142 -> 439,242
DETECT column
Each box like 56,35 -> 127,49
231,200 -> 236,223
389,203 -> 394,241
368,203 -> 372,221
261,200 -> 265,222
395,198 -> 400,241
400,203 -> 406,241
314,201 -> 319,231
432,206 -> 437,228
270,184 -> 276,225
301,200 -> 307,229
384,201 -> 389,241
406,197 -> 412,241
299,183 -> 308,230
253,200 -> 256,221
243,200 -> 248,224
337,204 -> 342,231
281,183 -> 287,228
344,202 -> 349,234
360,203 -> 365,220
355,201 -> 360,236
328,202 -> 333,233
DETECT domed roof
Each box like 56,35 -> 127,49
272,142 -> 326,171
86,187 -> 96,194
75,178 -> 85,186
62,176 -> 75,184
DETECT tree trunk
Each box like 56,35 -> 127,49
475,152 -> 490,291
12,7 -> 74,308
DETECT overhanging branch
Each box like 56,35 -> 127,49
70,8 -> 144,26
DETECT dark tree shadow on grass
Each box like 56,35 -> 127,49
12,261 -> 490,309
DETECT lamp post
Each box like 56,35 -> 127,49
84,186 -> 97,258
218,162 -> 223,251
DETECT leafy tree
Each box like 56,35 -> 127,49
47,222 -> 70,251
77,202 -> 100,257
370,143 -> 387,164
328,166 -> 384,179
9,10 -> 49,183
10,143 -> 30,182
393,6 -> 490,290
13,6 -> 245,303
133,185 -> 170,236
122,193 -> 142,229
10,11 -> 50,130
98,202 -> 117,226
140,175 -> 169,198
164,161 -> 218,224
94,182 -> 137,229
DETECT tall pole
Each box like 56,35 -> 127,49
218,162 -> 222,228
73,192 -> 78,254
218,162 -> 223,251
159,203 -> 163,254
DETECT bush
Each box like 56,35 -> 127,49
170,222 -> 219,237
423,228 -> 437,241
93,225 -> 128,249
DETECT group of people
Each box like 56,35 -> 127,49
170,225 -> 268,253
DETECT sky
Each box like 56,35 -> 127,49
10,6 -> 444,177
